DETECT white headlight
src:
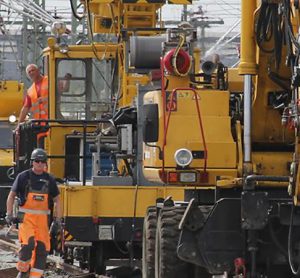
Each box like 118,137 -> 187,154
174,148 -> 193,167
59,43 -> 69,54
8,115 -> 17,123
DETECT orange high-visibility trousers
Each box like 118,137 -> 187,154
17,213 -> 50,277
16,172 -> 51,278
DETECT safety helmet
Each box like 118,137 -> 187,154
30,148 -> 48,161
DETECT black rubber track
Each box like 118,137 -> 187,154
142,206 -> 157,278
155,206 -> 193,278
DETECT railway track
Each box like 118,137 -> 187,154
0,225 -> 103,278
0,225 -> 141,278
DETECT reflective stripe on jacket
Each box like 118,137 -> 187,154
27,76 -> 48,120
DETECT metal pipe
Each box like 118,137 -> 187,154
245,174 -> 289,190
244,75 -> 252,163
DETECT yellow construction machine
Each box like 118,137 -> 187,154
14,0 -> 201,275
15,0 -> 300,277
139,0 -> 300,277
0,80 -> 23,218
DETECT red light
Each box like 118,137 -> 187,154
92,217 -> 100,224
134,230 -> 142,240
168,172 -> 178,183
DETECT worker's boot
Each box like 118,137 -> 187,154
16,271 -> 29,278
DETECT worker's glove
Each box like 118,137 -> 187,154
5,214 -> 14,225
49,218 -> 62,235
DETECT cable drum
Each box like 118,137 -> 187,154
130,36 -> 166,69
163,48 -> 191,76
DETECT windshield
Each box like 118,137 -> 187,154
0,122 -> 15,148
55,58 -> 113,120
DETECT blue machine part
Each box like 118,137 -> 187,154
99,153 -> 116,176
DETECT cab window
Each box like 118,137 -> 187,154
55,58 -> 112,120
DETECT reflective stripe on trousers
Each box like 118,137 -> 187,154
16,259 -> 31,272
29,267 -> 44,278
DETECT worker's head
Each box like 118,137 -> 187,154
26,64 -> 41,82
212,54 -> 220,64
31,148 -> 47,173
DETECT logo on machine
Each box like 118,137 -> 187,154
166,91 -> 177,111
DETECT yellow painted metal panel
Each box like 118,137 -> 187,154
143,89 -> 237,169
252,152 -> 292,177
0,149 -> 13,166
0,81 -> 23,117
60,186 -> 188,217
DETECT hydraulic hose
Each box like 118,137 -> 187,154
244,175 -> 289,190
288,204 -> 300,275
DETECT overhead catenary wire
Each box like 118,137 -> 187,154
0,0 -> 58,26
0,16 -> 22,73
203,18 -> 240,58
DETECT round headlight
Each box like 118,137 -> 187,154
174,148 -> 193,167
59,43 -> 69,54
8,115 -> 17,123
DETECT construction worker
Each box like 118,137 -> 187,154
15,64 -> 48,147
5,148 -> 61,278
16,64 -> 49,128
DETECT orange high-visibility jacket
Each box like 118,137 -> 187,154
27,76 -> 49,120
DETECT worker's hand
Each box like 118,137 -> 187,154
5,214 -> 14,225
55,217 -> 62,228
49,218 -> 62,235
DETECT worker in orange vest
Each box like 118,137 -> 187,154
16,64 -> 49,146
6,148 -> 61,278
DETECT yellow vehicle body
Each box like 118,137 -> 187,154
143,89 -> 238,184
0,80 -> 23,217
60,185 -> 198,218
15,0 -> 300,276
0,80 -> 23,117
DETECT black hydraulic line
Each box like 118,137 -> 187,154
268,219 -> 289,261
248,230 -> 258,278
267,70 -> 291,91
288,204 -> 300,275
272,5 -> 282,69
69,0 -> 85,20
256,2 -> 275,53
244,175 -> 289,190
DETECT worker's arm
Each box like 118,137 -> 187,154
53,195 -> 62,219
6,191 -> 17,216
17,105 -> 30,126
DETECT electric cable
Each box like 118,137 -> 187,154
69,0 -> 85,21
